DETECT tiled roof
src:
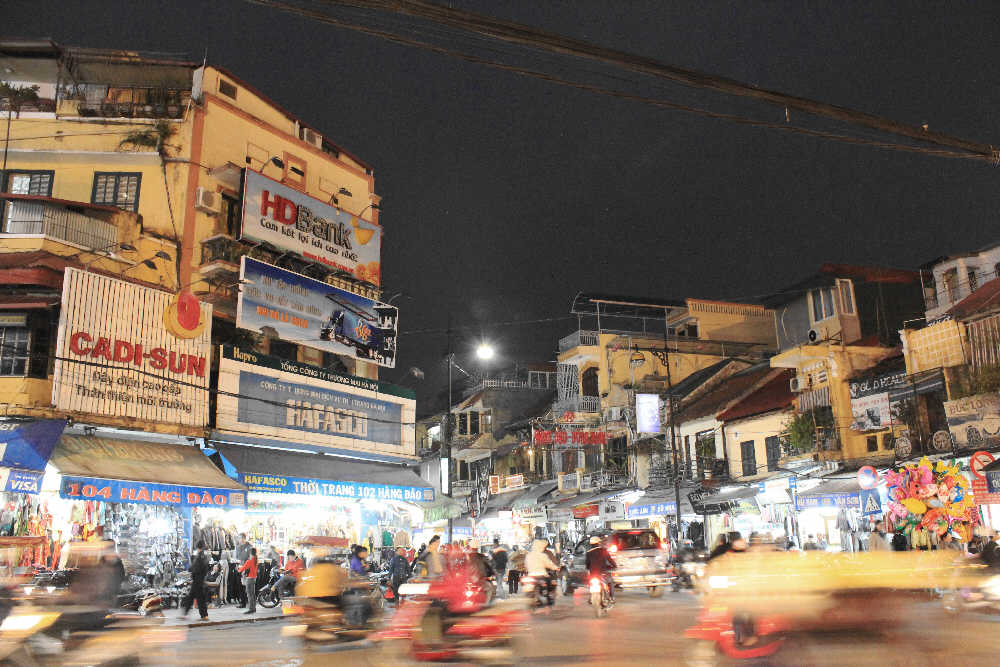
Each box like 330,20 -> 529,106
947,277 -> 1000,320
677,364 -> 774,422
717,370 -> 795,422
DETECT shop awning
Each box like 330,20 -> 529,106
0,418 -> 66,494
51,436 -> 245,508
419,495 -> 465,523
512,481 -> 558,510
453,446 -> 492,462
214,443 -> 435,503
689,486 -> 758,515
794,477 -> 862,510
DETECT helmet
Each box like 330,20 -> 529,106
589,536 -> 601,545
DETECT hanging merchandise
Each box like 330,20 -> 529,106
884,457 -> 977,545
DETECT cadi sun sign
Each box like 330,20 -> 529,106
53,269 -> 213,427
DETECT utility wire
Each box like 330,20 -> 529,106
325,0 -> 1000,161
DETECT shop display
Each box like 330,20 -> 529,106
885,457 -> 977,546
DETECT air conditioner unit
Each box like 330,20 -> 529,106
789,377 -> 805,393
807,325 -> 829,344
194,187 -> 220,214
302,128 -> 323,148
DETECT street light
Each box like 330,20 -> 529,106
476,343 -> 495,361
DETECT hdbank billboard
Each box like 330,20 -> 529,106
215,346 -> 416,463
237,257 -> 398,368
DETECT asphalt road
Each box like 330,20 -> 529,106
145,589 -> 1000,666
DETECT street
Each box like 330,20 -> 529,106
148,589 -> 1000,666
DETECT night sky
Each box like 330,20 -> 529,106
8,1 -> 1000,407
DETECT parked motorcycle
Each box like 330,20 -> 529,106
256,569 -> 285,609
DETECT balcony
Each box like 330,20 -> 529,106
200,235 -> 245,279
1,195 -> 120,250
559,329 -> 600,352
554,395 -> 601,414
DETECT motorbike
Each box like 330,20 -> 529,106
589,577 -> 612,619
375,570 -> 526,664
671,556 -> 707,591
520,574 -> 555,611
256,569 -> 286,609
942,573 -> 1000,615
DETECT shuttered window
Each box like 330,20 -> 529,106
91,172 -> 141,211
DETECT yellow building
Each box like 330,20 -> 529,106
0,41 -> 385,435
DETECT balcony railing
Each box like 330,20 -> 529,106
2,199 -> 117,249
559,329 -> 600,352
554,395 -> 601,414
200,235 -> 246,268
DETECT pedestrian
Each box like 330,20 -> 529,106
182,540 -> 210,621
891,529 -> 909,552
802,534 -> 820,551
981,531 -> 1000,567
491,538 -> 509,599
424,535 -> 444,577
868,527 -> 889,551
235,533 -> 251,608
388,546 -> 409,605
238,547 -> 258,614
508,546 -> 523,595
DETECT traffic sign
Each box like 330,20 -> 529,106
860,488 -> 882,517
857,465 -> 879,490
970,451 -> 995,479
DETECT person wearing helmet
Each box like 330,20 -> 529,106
585,535 -> 617,601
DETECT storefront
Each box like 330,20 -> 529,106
794,477 -> 867,550
211,443 -> 435,563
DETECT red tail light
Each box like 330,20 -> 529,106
608,544 -> 618,554
589,578 -> 602,593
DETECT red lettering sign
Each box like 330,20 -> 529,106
68,331 -> 206,378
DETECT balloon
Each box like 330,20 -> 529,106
902,498 -> 927,515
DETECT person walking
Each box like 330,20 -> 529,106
237,547 -> 258,614
182,540 -> 210,621
508,546 -> 524,595
388,546 -> 409,606
491,538 -> 509,599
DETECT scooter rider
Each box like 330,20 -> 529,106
525,539 -> 558,606
585,536 -> 617,601
276,550 -> 305,597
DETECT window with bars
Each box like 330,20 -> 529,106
0,327 -> 30,376
765,436 -> 782,472
4,171 -> 54,196
740,440 -> 757,477
91,172 -> 141,211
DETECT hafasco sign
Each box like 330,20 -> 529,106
239,472 -> 433,502
241,169 -> 382,286
53,269 -> 212,426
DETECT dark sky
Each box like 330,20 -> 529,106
8,1 -> 1000,406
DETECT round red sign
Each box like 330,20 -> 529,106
970,451 -> 995,479
857,465 -> 879,490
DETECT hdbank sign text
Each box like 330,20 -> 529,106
241,473 -> 433,502
60,476 -> 245,508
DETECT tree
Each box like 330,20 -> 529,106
2,82 -> 41,173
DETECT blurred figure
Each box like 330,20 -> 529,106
802,534 -> 820,551
235,533 -> 251,609
264,544 -> 281,562
388,546 -> 409,605
276,550 -> 305,596
508,546 -> 524,594
891,529 -> 909,552
869,527 -> 889,551
941,531 -> 964,553
982,532 -> 1000,568
585,536 -> 616,601
350,546 -> 370,577
492,538 -> 509,599
182,540 -> 210,621
424,535 -> 444,577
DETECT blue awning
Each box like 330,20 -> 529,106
0,418 -> 67,494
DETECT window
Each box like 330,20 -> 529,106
469,411 -> 480,436
740,440 -> 756,477
810,287 -> 836,322
4,171 -> 53,196
881,432 -> 894,450
581,367 -> 599,397
458,413 -> 468,435
837,278 -> 855,315
218,79 -> 238,99
968,269 -> 979,292
282,152 -> 307,190
268,339 -> 297,361
221,194 -> 242,236
92,172 -> 141,211
866,435 -> 878,452
765,436 -> 782,472
0,327 -> 30,376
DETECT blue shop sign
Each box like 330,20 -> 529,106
795,493 -> 861,510
240,473 -> 434,503
0,418 -> 66,471
0,468 -> 44,494
986,470 -> 1000,494
60,476 -> 246,508
626,501 -> 677,518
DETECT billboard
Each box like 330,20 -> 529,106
849,371 -> 906,432
238,257 -> 397,368
241,169 -> 382,286
52,269 -> 212,426
215,346 -> 416,463
944,392 -> 1000,450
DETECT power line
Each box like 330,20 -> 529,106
244,0 -> 999,164
326,0 -> 1000,160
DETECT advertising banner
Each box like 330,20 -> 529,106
636,393 -> 662,433
572,504 -> 599,519
241,169 -> 382,286
0,419 -> 66,471
238,257 -> 397,368
625,501 -> 677,519
216,346 -> 416,463
239,472 -> 432,502
0,468 -> 44,494
795,493 -> 861,510
52,269 -> 212,427
60,476 -> 245,508
849,371 -> 906,432
944,392 -> 1000,450
532,428 -> 606,446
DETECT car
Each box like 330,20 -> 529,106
559,529 -> 672,598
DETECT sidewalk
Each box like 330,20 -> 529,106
164,603 -> 289,628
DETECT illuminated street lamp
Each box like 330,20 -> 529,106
476,342 -> 495,360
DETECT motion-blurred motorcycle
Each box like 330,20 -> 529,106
280,559 -> 384,647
